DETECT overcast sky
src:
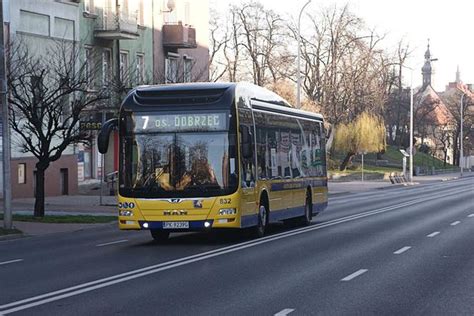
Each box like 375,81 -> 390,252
212,0 -> 474,91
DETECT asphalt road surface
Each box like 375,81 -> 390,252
1,177 -> 473,315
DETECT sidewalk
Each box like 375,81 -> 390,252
328,171 -> 473,195
1,171 -> 472,238
0,195 -> 117,239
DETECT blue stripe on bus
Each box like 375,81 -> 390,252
241,214 -> 258,228
269,207 -> 305,223
241,201 -> 328,228
315,201 -> 328,213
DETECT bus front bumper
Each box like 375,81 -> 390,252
119,217 -> 238,231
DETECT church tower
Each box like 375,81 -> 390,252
455,65 -> 461,84
421,42 -> 432,89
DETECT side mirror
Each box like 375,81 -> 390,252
98,118 -> 118,154
240,125 -> 253,158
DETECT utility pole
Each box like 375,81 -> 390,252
0,0 -> 12,229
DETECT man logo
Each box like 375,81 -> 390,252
163,210 -> 188,216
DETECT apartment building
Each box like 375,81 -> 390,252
1,0 -> 209,198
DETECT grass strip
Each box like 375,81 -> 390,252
0,227 -> 22,236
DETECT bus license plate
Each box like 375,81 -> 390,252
163,222 -> 189,229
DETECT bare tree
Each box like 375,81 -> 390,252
217,1 -> 293,85
292,5 -> 393,127
441,89 -> 474,165
7,40 -> 107,217
209,9 -> 229,82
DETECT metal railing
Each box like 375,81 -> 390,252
97,6 -> 138,34
105,170 -> 118,195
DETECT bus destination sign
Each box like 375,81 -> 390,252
134,112 -> 228,132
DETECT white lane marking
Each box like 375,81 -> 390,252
427,232 -> 440,238
450,221 -> 461,226
468,214 -> 474,218
341,269 -> 368,281
393,246 -> 411,255
2,187 -> 472,314
0,259 -> 23,266
274,308 -> 295,316
96,240 -> 128,247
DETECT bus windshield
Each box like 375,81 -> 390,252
120,112 -> 238,198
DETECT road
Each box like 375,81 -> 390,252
0,177 -> 473,315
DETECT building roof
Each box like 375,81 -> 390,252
414,84 -> 453,125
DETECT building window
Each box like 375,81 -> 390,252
136,53 -> 145,85
18,10 -> 50,37
102,49 -> 111,87
18,163 -> 26,184
184,57 -> 192,83
59,76 -> 71,124
120,51 -> 129,85
165,56 -> 178,83
85,46 -> 93,89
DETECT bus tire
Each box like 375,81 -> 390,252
150,230 -> 170,242
251,203 -> 268,238
299,191 -> 313,226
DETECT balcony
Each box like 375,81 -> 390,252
162,22 -> 197,49
94,6 -> 139,40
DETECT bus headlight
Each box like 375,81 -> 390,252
218,208 -> 236,215
119,210 -> 134,217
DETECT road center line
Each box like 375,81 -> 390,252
468,214 -> 474,218
274,308 -> 295,316
96,240 -> 128,247
427,232 -> 440,238
393,246 -> 411,255
0,259 -> 23,266
450,221 -> 461,226
341,269 -> 368,281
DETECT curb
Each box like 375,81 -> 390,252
0,233 -> 25,242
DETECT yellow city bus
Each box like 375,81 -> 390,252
98,82 -> 327,241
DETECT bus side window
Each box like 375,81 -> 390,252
239,109 -> 255,188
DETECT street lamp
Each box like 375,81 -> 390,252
409,70 -> 414,184
460,93 -> 466,177
297,0 -> 311,109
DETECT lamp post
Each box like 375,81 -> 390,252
1,0 -> 12,230
401,65 -> 415,184
460,93 -> 466,177
409,70 -> 414,183
297,0 -> 311,109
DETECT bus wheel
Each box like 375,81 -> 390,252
150,230 -> 170,242
300,193 -> 313,226
252,204 -> 268,238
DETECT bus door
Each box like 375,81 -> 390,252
239,117 -> 257,225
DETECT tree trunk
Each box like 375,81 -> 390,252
34,167 -> 46,217
340,151 -> 355,171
